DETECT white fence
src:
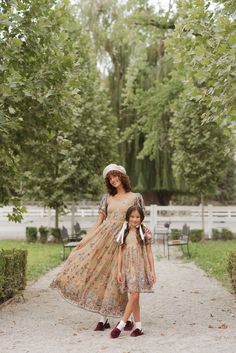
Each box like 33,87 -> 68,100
1,204 -> 236,237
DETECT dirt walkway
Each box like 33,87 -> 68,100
0,246 -> 236,353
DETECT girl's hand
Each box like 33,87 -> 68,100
117,272 -> 123,283
150,271 -> 157,284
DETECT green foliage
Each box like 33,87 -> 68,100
212,228 -> 234,241
0,0 -> 117,219
228,251 -> 236,294
188,240 -> 236,289
25,227 -> 37,243
221,228 -> 234,241
212,228 -> 221,240
38,226 -> 49,244
0,240 -> 62,281
51,228 -> 61,242
170,228 -> 181,240
190,229 -> 203,242
0,249 -> 27,304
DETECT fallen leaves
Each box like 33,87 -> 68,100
208,323 -> 228,329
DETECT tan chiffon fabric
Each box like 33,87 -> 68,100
119,229 -> 154,294
51,192 -> 145,317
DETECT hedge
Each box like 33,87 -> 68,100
26,227 -> 37,243
228,251 -> 236,295
0,249 -> 27,304
190,229 -> 203,243
212,228 -> 234,241
39,226 -> 49,244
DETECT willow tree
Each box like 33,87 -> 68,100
76,0 -> 178,204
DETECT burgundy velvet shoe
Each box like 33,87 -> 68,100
124,320 -> 134,331
130,328 -> 144,337
94,320 -> 110,331
110,327 -> 121,339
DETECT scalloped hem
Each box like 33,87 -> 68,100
50,284 -> 122,318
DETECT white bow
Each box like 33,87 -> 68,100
116,222 -> 145,244
116,221 -> 128,244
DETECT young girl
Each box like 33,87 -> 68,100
110,206 -> 156,338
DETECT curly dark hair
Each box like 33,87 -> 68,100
105,171 -> 131,195
122,205 -> 145,246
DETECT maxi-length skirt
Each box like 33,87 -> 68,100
51,219 -> 128,317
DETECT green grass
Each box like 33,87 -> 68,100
0,240 -> 63,282
186,240 -> 236,290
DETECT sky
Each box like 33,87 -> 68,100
149,0 -> 174,11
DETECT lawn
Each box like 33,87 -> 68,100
186,240 -> 236,290
0,240 -> 63,282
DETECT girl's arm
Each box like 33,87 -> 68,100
146,243 -> 157,284
117,246 -> 123,283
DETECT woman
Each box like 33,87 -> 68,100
51,163 -> 145,330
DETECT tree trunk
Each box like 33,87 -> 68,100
71,201 -> 76,235
55,207 -> 59,229
201,194 -> 205,235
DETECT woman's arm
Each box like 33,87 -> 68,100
146,244 -> 157,284
117,246 -> 123,283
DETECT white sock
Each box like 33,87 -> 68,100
117,320 -> 126,331
128,315 -> 132,322
135,321 -> 142,330
99,316 -> 107,324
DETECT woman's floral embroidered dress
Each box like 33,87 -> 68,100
51,193 -> 144,317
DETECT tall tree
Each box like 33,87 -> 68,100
0,0 -> 117,226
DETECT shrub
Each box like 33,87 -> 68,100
212,228 -> 221,240
51,228 -> 61,242
228,251 -> 236,295
0,249 -> 27,304
190,229 -> 203,243
171,229 -> 181,240
26,227 -> 37,243
39,226 -> 49,244
211,228 -> 234,241
221,228 -> 234,241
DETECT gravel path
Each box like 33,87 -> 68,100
0,246 -> 236,353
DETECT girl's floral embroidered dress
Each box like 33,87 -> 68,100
51,192 -> 144,317
119,229 -> 154,294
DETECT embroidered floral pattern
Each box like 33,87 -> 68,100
51,192 -> 145,317
119,228 -> 154,294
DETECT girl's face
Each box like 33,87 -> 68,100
108,173 -> 122,189
129,210 -> 141,228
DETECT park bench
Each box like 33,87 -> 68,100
59,225 -> 84,260
167,224 -> 190,259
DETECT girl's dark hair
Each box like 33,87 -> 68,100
105,171 -> 131,195
123,205 -> 145,246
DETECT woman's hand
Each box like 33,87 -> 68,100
150,271 -> 157,284
117,272 -> 123,283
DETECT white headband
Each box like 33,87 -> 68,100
116,221 -> 145,244
103,163 -> 126,179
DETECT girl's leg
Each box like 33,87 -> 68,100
130,294 -> 143,336
132,294 -> 140,323
122,293 -> 139,322
111,293 -> 139,338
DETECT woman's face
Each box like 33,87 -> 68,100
108,173 -> 122,189
129,210 -> 141,228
